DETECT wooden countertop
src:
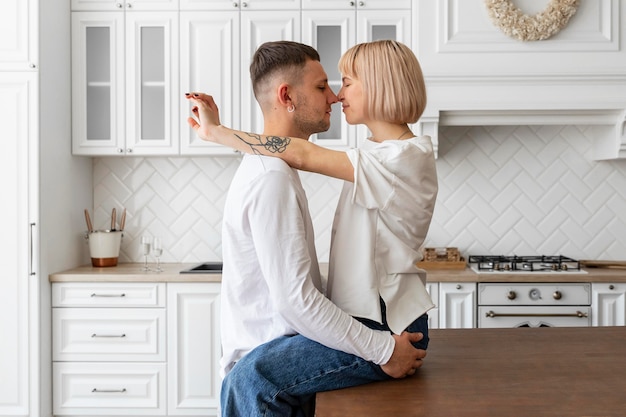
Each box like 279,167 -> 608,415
316,327 -> 626,417
48,263 -> 222,282
49,263 -> 626,283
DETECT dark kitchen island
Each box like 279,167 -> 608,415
316,327 -> 626,417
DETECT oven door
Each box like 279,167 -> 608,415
478,306 -> 591,328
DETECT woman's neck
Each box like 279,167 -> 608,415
368,122 -> 413,143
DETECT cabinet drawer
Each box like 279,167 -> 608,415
53,362 -> 166,416
53,308 -> 166,361
52,282 -> 166,307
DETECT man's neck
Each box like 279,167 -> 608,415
262,127 -> 310,141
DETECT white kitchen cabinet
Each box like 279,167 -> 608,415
0,0 -> 37,71
179,8 -> 299,155
180,0 -> 300,11
425,282 -> 439,329
438,282 -> 476,329
53,362 -> 167,416
0,7 -> 39,415
51,282 -> 222,416
180,11 -> 240,155
72,8 -> 179,155
592,283 -> 626,326
167,283 -> 222,416
71,0 -> 179,11
0,72 -> 39,417
302,0 -> 411,10
302,4 -> 411,148
53,308 -> 167,362
240,11 -> 301,133
52,282 -> 167,416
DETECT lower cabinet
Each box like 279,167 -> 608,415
167,283 -> 222,416
592,283 -> 626,326
52,282 -> 221,417
53,363 -> 167,416
438,282 -> 477,329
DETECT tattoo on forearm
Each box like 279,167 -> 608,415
234,132 -> 290,155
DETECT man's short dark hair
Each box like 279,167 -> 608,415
250,41 -> 320,98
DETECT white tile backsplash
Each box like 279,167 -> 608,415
94,125 -> 626,263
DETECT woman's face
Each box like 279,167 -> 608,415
337,74 -> 366,125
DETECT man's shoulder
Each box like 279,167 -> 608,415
232,155 -> 300,193
239,154 -> 290,170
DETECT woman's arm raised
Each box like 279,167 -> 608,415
186,93 -> 354,182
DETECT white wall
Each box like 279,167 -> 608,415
40,0 -> 93,415
93,123 -> 626,264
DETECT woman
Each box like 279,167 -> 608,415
187,39 -> 438,413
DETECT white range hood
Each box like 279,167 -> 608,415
414,1 -> 626,160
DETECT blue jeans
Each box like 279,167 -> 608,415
220,310 -> 429,417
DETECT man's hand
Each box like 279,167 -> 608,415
185,92 -> 222,142
380,332 -> 426,379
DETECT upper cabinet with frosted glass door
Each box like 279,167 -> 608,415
302,0 -> 411,149
71,0 -> 178,155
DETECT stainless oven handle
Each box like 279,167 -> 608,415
485,310 -> 588,318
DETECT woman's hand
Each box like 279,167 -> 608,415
185,92 -> 222,143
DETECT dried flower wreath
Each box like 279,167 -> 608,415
485,0 -> 580,41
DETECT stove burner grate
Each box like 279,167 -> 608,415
468,255 -> 580,272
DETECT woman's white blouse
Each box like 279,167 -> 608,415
328,136 -> 439,334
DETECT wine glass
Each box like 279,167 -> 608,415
140,236 -> 152,272
152,237 -> 163,272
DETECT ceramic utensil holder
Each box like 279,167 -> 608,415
87,230 -> 123,267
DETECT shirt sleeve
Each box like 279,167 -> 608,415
245,170 -> 395,365
347,138 -> 437,216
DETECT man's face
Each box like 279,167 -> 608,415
291,60 -> 338,137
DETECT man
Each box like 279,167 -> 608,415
186,41 -> 425,416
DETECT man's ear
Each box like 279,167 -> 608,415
277,83 -> 292,108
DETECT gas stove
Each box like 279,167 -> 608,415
468,255 -> 585,273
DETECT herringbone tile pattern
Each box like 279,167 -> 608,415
430,125 -> 626,259
93,125 -> 626,263
93,156 -> 341,263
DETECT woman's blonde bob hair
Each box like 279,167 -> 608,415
338,40 -> 426,124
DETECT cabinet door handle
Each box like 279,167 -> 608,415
29,223 -> 36,276
485,311 -> 588,318
91,293 -> 126,297
91,333 -> 127,338
92,388 -> 127,393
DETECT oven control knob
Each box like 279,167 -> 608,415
529,288 -> 541,300
507,291 -> 517,300
553,291 -> 562,300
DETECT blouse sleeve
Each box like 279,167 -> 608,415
347,137 -> 437,218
